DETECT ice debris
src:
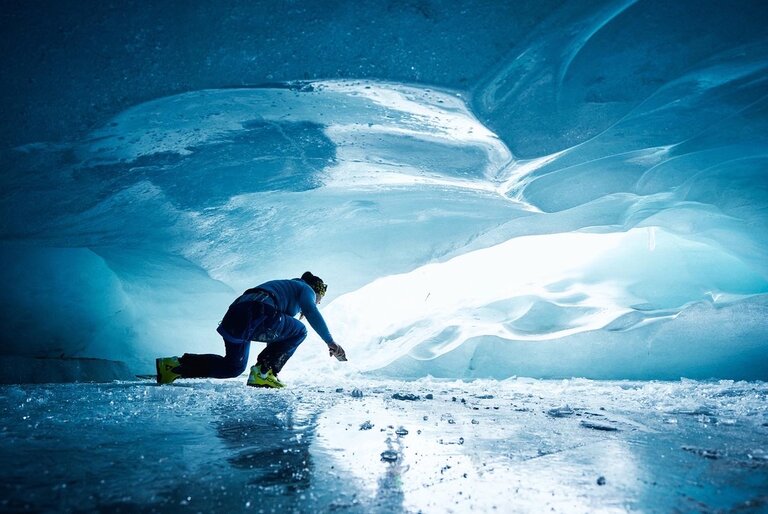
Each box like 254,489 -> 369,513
674,407 -> 714,416
682,446 -> 720,459
392,393 -> 420,401
360,420 -> 374,430
351,389 -> 363,398
547,405 -> 575,418
580,420 -> 619,431
380,450 -> 399,462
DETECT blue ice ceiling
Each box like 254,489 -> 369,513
1,0 -> 767,380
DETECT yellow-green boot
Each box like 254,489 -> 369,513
247,364 -> 285,388
156,356 -> 182,385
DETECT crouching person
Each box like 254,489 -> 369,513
156,271 -> 346,388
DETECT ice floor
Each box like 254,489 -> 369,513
1,377 -> 767,513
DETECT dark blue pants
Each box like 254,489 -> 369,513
178,340 -> 252,379
179,300 -> 307,378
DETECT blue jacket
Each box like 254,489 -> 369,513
218,278 -> 335,345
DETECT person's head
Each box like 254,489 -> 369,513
301,271 -> 328,303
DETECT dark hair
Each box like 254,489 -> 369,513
301,271 -> 327,297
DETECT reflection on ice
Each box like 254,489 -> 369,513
3,377 -> 765,513
316,390 -> 644,512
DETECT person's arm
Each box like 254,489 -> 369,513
298,287 -> 335,344
298,286 -> 347,360
298,287 -> 348,360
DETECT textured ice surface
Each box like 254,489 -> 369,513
2,80 -> 767,380
1,378 -> 766,513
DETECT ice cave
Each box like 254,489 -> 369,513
1,0 -> 767,512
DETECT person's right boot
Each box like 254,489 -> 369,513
247,364 -> 285,388
156,356 -> 182,385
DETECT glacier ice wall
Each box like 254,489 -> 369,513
1,0 -> 766,380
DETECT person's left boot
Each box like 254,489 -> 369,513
247,364 -> 285,388
156,356 -> 182,385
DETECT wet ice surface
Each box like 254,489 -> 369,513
1,378 -> 767,513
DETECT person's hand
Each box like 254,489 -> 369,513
328,343 -> 347,361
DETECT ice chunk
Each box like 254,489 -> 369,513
380,450 -> 399,462
392,393 -> 420,401
547,405 -> 576,418
580,420 -> 619,432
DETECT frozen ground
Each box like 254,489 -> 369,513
2,377 -> 767,513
